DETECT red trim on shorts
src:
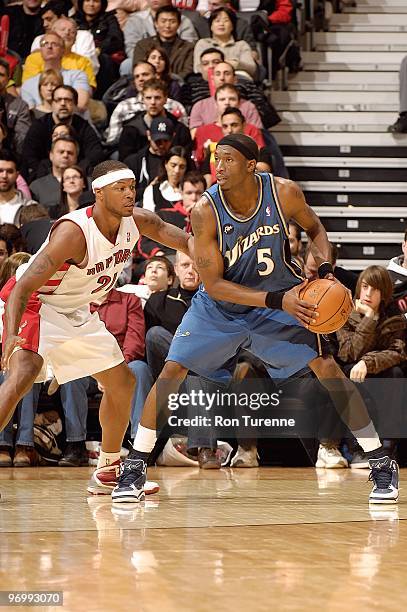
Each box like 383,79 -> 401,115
0,276 -> 16,302
58,263 -> 71,272
2,289 -> 42,354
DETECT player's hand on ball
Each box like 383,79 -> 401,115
282,280 -> 319,328
350,360 -> 367,383
325,273 -> 354,306
1,335 -> 25,371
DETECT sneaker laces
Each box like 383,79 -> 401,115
117,458 -> 146,487
369,466 -> 392,489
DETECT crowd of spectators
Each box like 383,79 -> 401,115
0,0 -> 405,469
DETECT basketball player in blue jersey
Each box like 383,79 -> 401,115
114,135 -> 399,505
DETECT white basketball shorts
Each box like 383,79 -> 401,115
2,285 -> 124,384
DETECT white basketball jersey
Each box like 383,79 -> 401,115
24,206 -> 139,314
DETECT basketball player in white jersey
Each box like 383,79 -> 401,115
0,160 -> 193,499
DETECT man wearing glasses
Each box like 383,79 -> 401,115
22,84 -> 105,182
21,32 -> 91,115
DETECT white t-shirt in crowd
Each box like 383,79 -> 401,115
0,191 -> 34,225
142,180 -> 183,213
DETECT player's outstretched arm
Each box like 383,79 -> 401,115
133,208 -> 193,258
1,222 -> 86,370
276,178 -> 352,291
192,197 -> 319,326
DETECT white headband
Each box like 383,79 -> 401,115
92,169 -> 135,192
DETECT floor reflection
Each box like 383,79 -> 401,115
0,468 -> 406,610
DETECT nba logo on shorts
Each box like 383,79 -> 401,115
127,232 -> 131,242
266,206 -> 271,217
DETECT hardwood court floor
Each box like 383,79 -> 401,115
0,466 -> 405,612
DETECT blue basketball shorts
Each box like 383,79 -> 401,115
166,290 -> 323,383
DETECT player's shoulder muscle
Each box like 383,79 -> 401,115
274,177 -> 307,219
191,195 -> 217,240
48,219 -> 87,263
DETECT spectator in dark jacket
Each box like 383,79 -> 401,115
29,135 -> 80,209
132,6 -> 194,80
180,51 -> 281,129
336,265 -> 407,466
118,78 -> 191,161
252,0 -> 301,77
22,85 -> 105,181
180,47 -> 225,110
0,59 -> 31,157
74,0 -> 125,97
144,250 -> 200,378
337,266 -> 406,381
125,114 -> 175,201
4,0 -> 43,60
19,203 -> 52,254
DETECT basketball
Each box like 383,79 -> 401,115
299,278 -> 353,334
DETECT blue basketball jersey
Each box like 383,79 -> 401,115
203,172 -> 303,313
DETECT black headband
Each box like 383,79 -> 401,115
217,136 -> 259,162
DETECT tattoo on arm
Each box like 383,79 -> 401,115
163,224 -> 184,241
144,214 -> 161,228
193,216 -> 204,238
29,253 -> 56,276
196,256 -> 212,269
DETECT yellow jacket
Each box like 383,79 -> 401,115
22,51 -> 96,88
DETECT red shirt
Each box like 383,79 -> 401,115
194,123 -> 265,165
90,289 -> 145,363
268,0 -> 293,24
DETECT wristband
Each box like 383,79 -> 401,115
265,291 -> 285,310
318,262 -> 334,279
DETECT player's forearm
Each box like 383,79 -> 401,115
139,212 -> 192,257
307,222 -> 332,267
204,277 -> 268,308
159,226 -> 191,257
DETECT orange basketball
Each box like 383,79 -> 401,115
299,278 -> 353,334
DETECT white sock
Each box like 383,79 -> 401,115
353,422 -> 381,452
133,425 -> 157,453
97,450 -> 121,469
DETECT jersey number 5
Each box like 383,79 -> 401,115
257,248 -> 274,276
